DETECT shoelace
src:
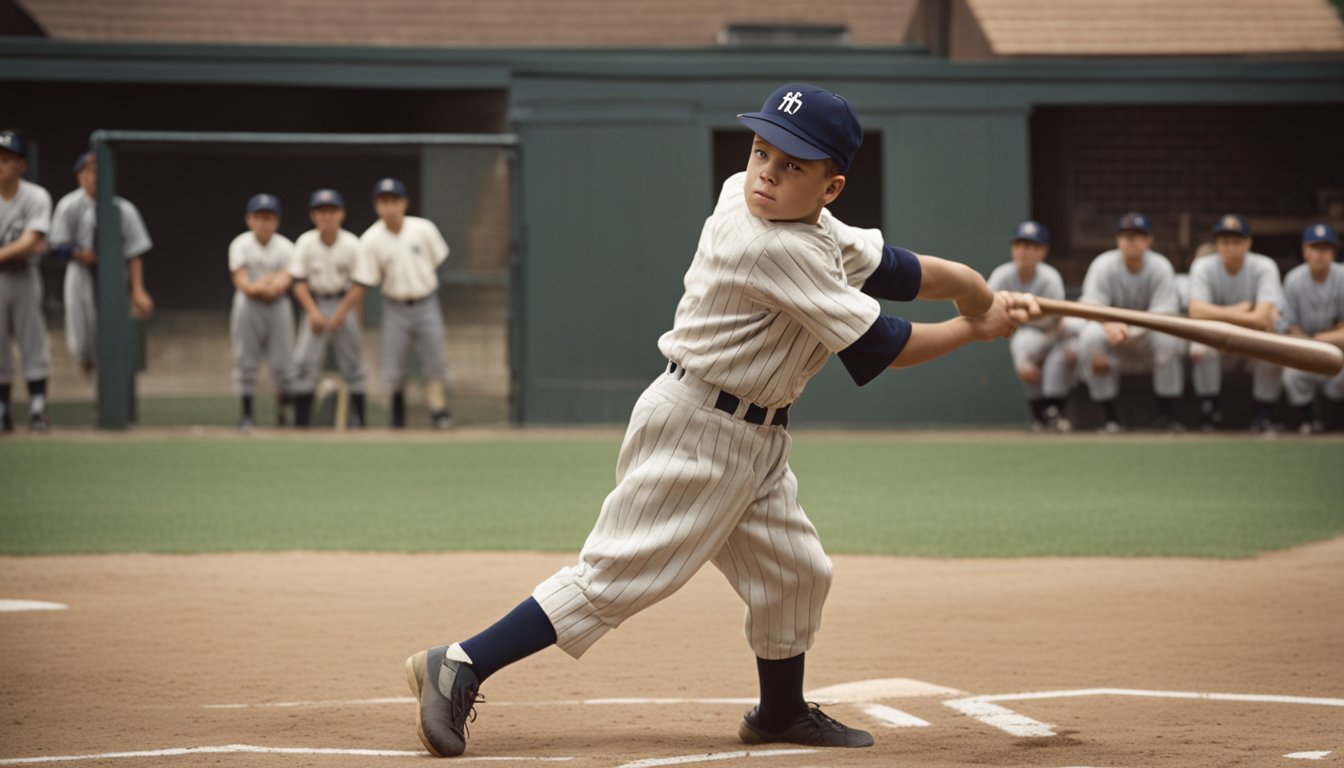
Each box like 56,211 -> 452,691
802,702 -> 845,732
450,686 -> 485,738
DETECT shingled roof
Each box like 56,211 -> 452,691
965,0 -> 1344,56
11,0 -> 919,46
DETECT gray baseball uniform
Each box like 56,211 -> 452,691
987,261 -> 1073,399
289,228 -> 366,394
0,178 -> 53,385
1281,261 -> 1344,406
1075,248 -> 1185,400
49,189 -> 152,369
228,231 -> 296,396
1188,252 -> 1283,402
531,172 -> 913,661
353,215 -> 450,393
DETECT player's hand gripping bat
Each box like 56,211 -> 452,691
1034,297 -> 1344,376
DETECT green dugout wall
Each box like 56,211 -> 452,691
507,53 -> 1344,425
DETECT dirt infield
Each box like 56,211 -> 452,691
2,541 -> 1341,767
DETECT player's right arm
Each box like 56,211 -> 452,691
292,280 -> 325,331
231,266 -> 272,301
913,255 -> 995,317
0,230 -> 45,263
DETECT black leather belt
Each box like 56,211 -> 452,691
389,294 -> 432,306
312,291 -> 346,300
667,361 -> 790,427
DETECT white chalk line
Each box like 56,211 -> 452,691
944,688 -> 1344,738
0,600 -> 67,612
613,749 -> 815,768
860,703 -> 931,728
1284,751 -> 1332,760
0,744 -> 574,765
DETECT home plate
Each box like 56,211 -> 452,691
0,600 -> 67,612
806,678 -> 962,703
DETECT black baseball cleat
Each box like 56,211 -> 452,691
405,646 -> 482,757
738,703 -> 874,748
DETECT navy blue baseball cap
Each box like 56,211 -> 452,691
1303,222 -> 1339,246
1117,212 -> 1152,234
1212,213 -> 1251,238
1012,220 -> 1049,245
737,83 -> 863,173
309,188 -> 345,209
0,130 -> 27,158
73,151 -> 93,174
372,177 -> 408,198
246,193 -> 282,216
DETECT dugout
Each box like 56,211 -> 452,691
1,40 -> 1342,427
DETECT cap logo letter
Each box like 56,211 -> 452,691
1316,225 -> 1326,238
778,91 -> 803,115
1022,222 -> 1037,235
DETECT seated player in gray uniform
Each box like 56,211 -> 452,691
1281,223 -> 1344,434
288,189 -> 367,428
1072,212 -> 1185,432
228,194 -> 297,431
1186,214 -> 1284,433
0,130 -> 54,433
336,178 -> 452,430
987,220 -> 1075,431
403,82 -> 1037,758
49,151 -> 155,374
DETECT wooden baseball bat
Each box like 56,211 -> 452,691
1033,297 -> 1344,377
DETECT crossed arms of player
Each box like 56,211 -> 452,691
232,267 -> 291,302
0,229 -> 44,264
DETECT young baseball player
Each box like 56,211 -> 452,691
49,151 -> 155,374
229,193 -> 297,431
1186,214 -> 1284,433
332,178 -> 452,429
986,220 -> 1075,431
0,130 -> 54,433
1073,213 -> 1185,432
405,83 -> 1035,758
287,189 -> 367,428
1281,223 -> 1344,434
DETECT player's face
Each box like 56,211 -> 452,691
1215,233 -> 1250,269
743,136 -> 843,223
246,211 -> 280,241
1116,231 -> 1151,260
310,205 -> 345,232
1303,242 -> 1337,276
1010,240 -> 1047,268
77,163 -> 97,197
374,195 -> 408,224
0,151 -> 26,185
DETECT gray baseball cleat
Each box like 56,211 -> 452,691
738,703 -> 874,748
405,646 -> 481,757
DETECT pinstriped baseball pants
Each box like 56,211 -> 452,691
533,369 -> 832,661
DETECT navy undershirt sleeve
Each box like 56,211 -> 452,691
837,313 -> 913,386
861,245 -> 922,302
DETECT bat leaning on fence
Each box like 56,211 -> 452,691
1033,297 -> 1344,377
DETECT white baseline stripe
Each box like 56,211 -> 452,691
943,699 -> 1056,737
0,600 -> 67,612
0,744 -> 574,765
614,749 -> 815,768
861,704 -> 931,728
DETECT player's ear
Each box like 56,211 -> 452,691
822,174 -> 846,205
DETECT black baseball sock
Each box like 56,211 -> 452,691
1299,403 -> 1315,425
1028,398 -> 1045,423
1253,400 -> 1273,424
1101,399 -> 1118,424
26,378 -> 47,415
241,395 -> 254,419
293,393 -> 313,427
1156,396 -> 1175,420
755,654 -> 808,732
350,393 -> 366,427
391,391 -> 406,428
0,383 -> 11,427
458,597 -> 557,683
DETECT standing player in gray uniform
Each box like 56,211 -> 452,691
334,178 -> 451,429
288,189 -> 367,428
404,83 -> 1035,758
229,193 -> 296,431
49,151 -> 155,374
0,130 -> 54,433
987,220 -> 1074,431
1073,212 -> 1185,432
1186,214 -> 1284,432
1281,223 -> 1344,433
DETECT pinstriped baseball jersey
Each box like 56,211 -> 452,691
353,216 -> 449,301
228,231 -> 295,282
1189,252 -> 1282,308
290,229 -> 359,295
657,172 -> 883,409
1282,262 -> 1344,335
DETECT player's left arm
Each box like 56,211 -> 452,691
127,257 -> 153,318
914,254 -> 995,317
0,230 -> 46,263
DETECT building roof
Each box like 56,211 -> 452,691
12,0 -> 919,46
966,0 -> 1344,57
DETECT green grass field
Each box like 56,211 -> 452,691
2,434 -> 1341,558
